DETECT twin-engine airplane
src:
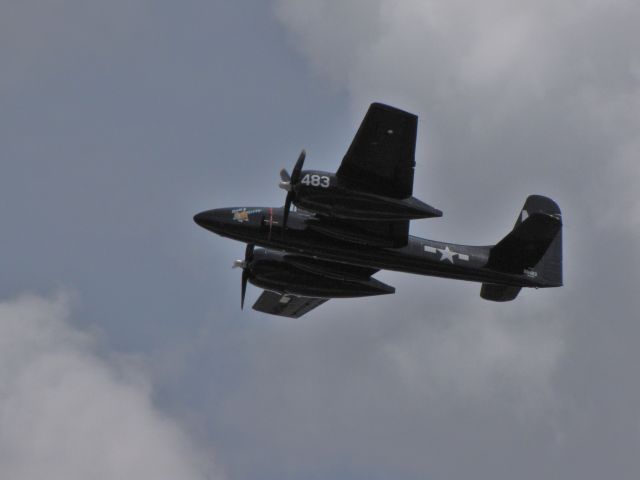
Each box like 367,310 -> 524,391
194,103 -> 562,318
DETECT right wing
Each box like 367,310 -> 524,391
252,290 -> 328,318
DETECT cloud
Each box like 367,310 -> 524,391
382,298 -> 565,405
209,1 -> 640,478
205,288 -> 567,478
274,0 -> 640,224
0,292 -> 221,480
4,1 -> 639,478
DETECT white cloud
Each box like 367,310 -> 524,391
258,2 -> 640,477
0,292 -> 221,480
273,0 -> 640,256
383,299 -> 565,407
274,0 -> 640,207
208,287 -> 567,477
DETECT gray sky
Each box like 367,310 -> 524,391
1,0 -> 639,479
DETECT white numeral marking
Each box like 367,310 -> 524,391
301,174 -> 330,188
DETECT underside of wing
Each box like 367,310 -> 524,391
337,103 -> 417,199
252,290 -> 329,318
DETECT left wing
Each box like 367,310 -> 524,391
337,103 -> 417,199
252,290 -> 328,318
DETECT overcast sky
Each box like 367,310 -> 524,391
1,1 -> 639,479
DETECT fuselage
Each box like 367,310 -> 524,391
194,206 -> 545,288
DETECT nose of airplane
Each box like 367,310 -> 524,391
193,210 -> 220,230
194,207 -> 265,233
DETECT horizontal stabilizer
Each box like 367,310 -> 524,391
480,284 -> 521,302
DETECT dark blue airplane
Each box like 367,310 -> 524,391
194,103 -> 562,317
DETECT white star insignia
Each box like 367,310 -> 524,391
438,245 -> 455,263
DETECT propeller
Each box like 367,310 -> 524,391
278,150 -> 305,236
232,243 -> 254,309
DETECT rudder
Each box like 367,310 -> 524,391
488,195 -> 562,287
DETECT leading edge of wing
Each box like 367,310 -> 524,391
337,103 -> 418,199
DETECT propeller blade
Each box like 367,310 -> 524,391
282,192 -> 293,238
280,168 -> 291,182
291,150 -> 306,184
241,269 -> 248,310
279,168 -> 292,191
233,243 -> 254,310
278,181 -> 292,192
280,150 -> 305,238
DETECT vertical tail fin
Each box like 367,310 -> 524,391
487,195 -> 563,288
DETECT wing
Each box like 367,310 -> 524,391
337,103 -> 418,199
252,291 -> 329,318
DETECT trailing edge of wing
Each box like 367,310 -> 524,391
252,291 -> 328,318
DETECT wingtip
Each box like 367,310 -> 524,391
368,102 -> 417,118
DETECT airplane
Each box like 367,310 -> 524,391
194,103 -> 562,318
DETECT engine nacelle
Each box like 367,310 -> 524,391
246,249 -> 394,298
292,170 -> 442,221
